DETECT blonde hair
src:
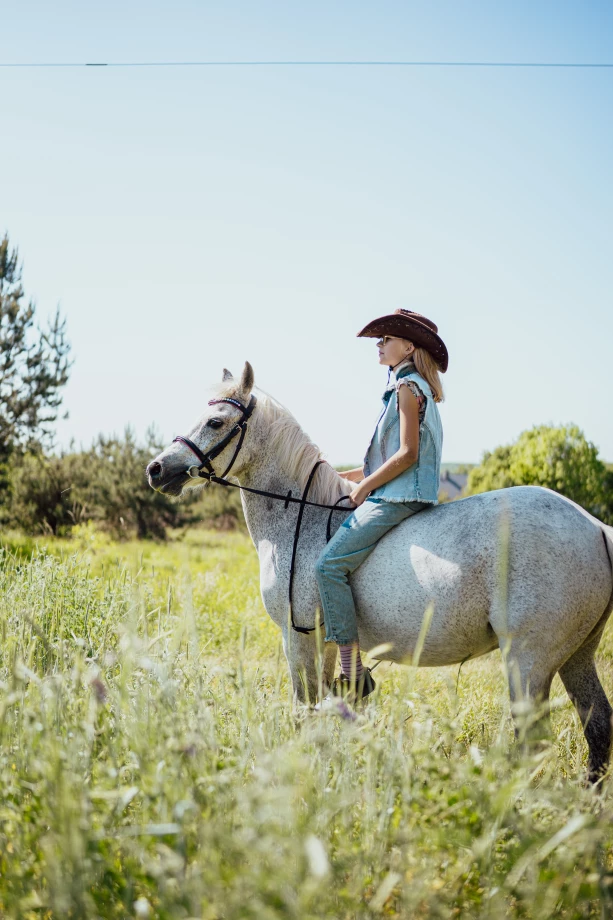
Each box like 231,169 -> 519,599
412,346 -> 444,403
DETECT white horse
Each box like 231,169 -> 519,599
147,363 -> 613,781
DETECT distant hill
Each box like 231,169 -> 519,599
440,463 -> 476,474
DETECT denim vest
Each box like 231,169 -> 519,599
363,363 -> 443,503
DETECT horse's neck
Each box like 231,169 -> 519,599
238,451 -> 309,547
238,446 -> 346,550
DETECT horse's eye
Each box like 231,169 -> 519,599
208,418 -> 223,429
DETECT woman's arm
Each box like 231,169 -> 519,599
349,385 -> 420,505
338,467 -> 364,483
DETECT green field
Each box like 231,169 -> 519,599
1,526 -> 613,919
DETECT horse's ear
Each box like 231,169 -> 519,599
222,368 -> 233,381
239,361 -> 255,395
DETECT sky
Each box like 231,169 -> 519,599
1,1 -> 612,467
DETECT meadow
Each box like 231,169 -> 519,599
1,525 -> 613,919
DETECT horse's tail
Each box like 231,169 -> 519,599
601,524 -> 613,616
574,524 -> 613,657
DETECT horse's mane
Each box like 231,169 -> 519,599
210,380 -> 352,506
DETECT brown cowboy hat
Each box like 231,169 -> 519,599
356,309 -> 448,372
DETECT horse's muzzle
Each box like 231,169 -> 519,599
146,459 -> 190,496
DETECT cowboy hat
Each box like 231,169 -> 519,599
356,309 -> 448,372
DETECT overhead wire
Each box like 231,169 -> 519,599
0,59 -> 612,69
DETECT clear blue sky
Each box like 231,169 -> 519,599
2,1 -> 612,466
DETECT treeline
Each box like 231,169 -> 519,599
1,233 -> 612,540
1,431 -> 244,540
0,232 -> 241,540
5,421 -> 608,540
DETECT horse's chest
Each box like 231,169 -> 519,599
258,539 -> 277,591
258,539 -> 284,609
257,530 -> 322,627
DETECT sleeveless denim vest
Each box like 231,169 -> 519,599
363,363 -> 443,503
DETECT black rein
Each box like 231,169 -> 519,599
173,394 -> 354,634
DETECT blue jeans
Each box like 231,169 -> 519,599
314,498 -> 425,645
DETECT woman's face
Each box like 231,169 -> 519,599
376,336 -> 415,368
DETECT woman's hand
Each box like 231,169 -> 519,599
339,467 -> 364,483
349,482 -> 371,507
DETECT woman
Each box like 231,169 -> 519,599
315,309 -> 448,702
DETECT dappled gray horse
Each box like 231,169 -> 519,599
148,363 -> 613,781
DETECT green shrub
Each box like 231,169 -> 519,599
3,429 -> 247,540
5,451 -> 86,535
467,424 -> 613,523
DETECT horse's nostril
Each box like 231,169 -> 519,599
148,461 -> 162,478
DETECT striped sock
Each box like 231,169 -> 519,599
339,644 -> 364,681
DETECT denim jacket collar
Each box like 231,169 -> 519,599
390,359 -> 416,383
383,360 -> 416,402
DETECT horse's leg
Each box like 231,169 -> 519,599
282,627 -> 337,705
500,639 -> 554,748
558,634 -> 612,784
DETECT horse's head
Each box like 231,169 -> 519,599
147,362 -> 255,497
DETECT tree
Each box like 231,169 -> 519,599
6,450 -> 89,536
0,234 -> 71,466
6,429 -> 191,539
466,424 -> 611,523
603,465 -> 613,526
82,428 -> 190,539
5,427 -> 247,539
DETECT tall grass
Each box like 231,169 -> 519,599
0,529 -> 612,918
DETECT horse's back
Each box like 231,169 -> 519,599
364,485 -> 608,571
351,486 -> 613,665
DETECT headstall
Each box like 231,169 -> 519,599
173,394 -> 353,634
173,394 -> 258,482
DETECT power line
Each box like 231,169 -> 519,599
0,59 -> 612,69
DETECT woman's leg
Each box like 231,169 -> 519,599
315,499 -> 423,682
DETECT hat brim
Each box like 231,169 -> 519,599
357,314 -> 448,373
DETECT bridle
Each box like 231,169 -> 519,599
173,394 -> 354,634
174,395 -> 258,481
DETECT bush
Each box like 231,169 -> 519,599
466,424 -> 613,524
6,430 -> 186,539
4,428 -> 248,540
5,451 -> 88,536
190,480 -> 246,531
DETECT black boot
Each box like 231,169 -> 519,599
331,668 -> 376,702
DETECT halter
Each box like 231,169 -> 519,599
172,393 -> 353,633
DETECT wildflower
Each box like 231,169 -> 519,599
90,677 -> 108,704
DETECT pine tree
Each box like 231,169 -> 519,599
0,233 -> 71,471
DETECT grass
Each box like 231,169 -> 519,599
1,527 -> 613,918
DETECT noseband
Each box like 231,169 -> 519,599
172,393 -> 353,634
